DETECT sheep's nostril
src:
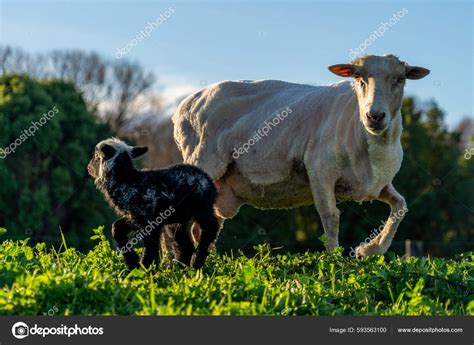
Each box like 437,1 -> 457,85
367,111 -> 385,123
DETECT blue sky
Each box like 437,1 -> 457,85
1,0 -> 472,126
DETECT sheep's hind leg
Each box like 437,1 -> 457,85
112,218 -> 140,270
309,174 -> 340,252
141,226 -> 162,269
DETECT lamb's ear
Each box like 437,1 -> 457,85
328,64 -> 354,77
100,144 -> 116,160
131,146 -> 148,159
405,65 -> 430,80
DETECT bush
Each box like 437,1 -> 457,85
0,75 -> 115,249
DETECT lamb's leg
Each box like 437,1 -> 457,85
174,221 -> 195,266
309,175 -> 340,252
112,218 -> 140,270
141,226 -> 162,269
190,217 -> 225,253
190,223 -> 201,244
191,210 -> 220,269
160,224 -> 179,260
355,184 -> 407,258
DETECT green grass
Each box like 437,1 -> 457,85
0,226 -> 472,315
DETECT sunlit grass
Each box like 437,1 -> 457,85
0,226 -> 472,315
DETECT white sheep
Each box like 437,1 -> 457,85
172,54 -> 429,257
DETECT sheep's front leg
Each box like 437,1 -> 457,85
355,184 -> 407,258
112,218 -> 140,270
309,175 -> 340,252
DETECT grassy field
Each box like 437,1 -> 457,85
0,227 -> 472,316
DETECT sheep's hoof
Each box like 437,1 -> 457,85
355,243 -> 387,259
123,250 -> 140,270
354,245 -> 368,259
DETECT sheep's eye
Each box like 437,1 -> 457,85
354,72 -> 361,79
397,76 -> 405,84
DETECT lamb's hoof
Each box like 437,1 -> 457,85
174,256 -> 192,269
190,251 -> 207,269
175,252 -> 193,267
126,261 -> 139,271
209,243 -> 217,255
123,250 -> 140,270
140,257 -> 159,270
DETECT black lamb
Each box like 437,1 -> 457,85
87,137 -> 220,270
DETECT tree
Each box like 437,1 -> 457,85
0,74 -> 116,248
0,46 -> 156,132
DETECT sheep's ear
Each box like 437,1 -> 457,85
328,64 -> 354,77
405,65 -> 430,80
100,144 -> 115,160
131,146 -> 148,159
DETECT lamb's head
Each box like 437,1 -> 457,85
87,137 -> 148,181
328,54 -> 429,136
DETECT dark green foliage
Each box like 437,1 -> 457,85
0,75 -> 115,249
0,228 -> 472,315
393,98 -> 474,255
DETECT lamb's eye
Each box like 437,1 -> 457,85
397,76 -> 405,84
354,72 -> 361,79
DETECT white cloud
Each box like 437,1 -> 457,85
96,73 -> 206,129
156,76 -> 199,117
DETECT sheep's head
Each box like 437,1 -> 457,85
328,54 -> 429,136
87,137 -> 148,180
